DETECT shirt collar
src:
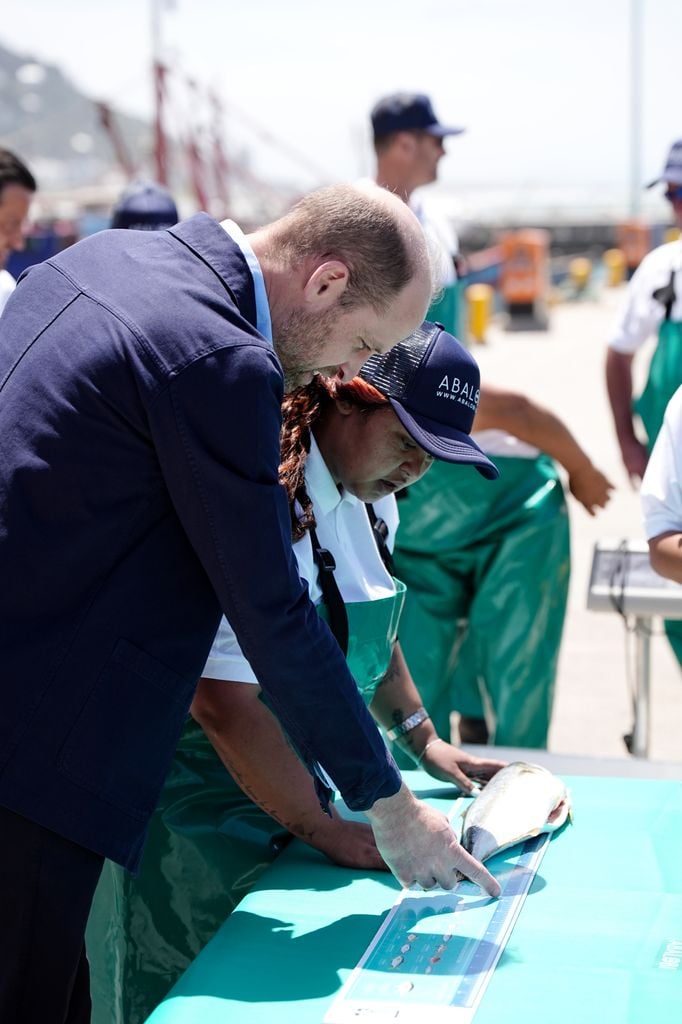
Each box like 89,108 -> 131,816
220,219 -> 273,343
306,434 -> 359,516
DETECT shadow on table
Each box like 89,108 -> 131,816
169,910 -> 390,1003
168,884 -> 535,1007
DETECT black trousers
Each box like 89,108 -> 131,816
0,804 -> 104,1023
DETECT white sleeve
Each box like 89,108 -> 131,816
641,386 -> 682,539
608,244 -> 678,354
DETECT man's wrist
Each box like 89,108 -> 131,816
365,782 -> 413,824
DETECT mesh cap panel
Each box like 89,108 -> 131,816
358,321 -> 440,398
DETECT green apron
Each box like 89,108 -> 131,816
393,455 -> 570,754
427,281 -> 462,338
634,319 -> 682,449
87,581 -> 405,1024
634,315 -> 682,667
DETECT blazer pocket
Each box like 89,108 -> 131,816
59,638 -> 195,819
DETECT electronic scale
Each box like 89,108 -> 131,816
586,539 -> 682,756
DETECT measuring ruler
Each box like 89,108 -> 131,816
324,803 -> 549,1024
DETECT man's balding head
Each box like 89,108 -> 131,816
250,182 -> 435,389
267,182 -> 434,315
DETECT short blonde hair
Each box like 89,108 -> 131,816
270,183 -> 416,313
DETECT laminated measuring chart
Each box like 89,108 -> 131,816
324,807 -> 549,1024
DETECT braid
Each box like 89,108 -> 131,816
280,377 -> 333,541
279,374 -> 389,542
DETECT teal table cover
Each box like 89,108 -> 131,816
145,771 -> 682,1023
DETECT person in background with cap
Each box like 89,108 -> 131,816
111,179 -> 179,231
0,147 -> 37,316
371,92 -> 465,300
370,92 -> 613,750
87,325 -> 505,1024
606,138 -> 682,665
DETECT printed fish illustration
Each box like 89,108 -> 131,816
460,761 -> 572,862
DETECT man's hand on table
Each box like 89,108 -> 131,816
365,783 -> 501,896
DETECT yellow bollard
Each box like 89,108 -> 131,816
465,283 -> 493,345
664,227 -> 681,244
569,257 -> 592,291
603,248 -> 626,287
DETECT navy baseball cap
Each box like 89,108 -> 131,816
371,93 -> 465,141
111,180 -> 179,230
646,139 -> 682,188
358,321 -> 498,479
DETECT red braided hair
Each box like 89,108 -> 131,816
279,375 -> 389,540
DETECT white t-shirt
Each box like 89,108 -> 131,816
203,436 -> 399,683
609,240 -> 682,354
641,384 -> 682,539
410,192 -> 458,287
0,269 -> 16,316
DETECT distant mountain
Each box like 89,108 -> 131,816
0,39 -> 305,225
0,38 -> 152,191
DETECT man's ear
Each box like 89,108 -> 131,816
395,131 -> 419,157
302,260 -> 350,310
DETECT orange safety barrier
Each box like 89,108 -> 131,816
498,229 -> 550,306
615,221 -> 652,271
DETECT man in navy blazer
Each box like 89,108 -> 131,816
0,182 -> 498,1020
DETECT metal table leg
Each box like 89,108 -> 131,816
631,616 -> 652,758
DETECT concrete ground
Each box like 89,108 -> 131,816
464,280 -> 682,770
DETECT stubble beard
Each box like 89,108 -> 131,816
273,307 -> 341,393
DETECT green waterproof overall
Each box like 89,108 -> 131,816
634,286 -> 682,667
392,455 -> 570,755
87,525 -> 405,1024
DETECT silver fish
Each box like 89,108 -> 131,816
460,761 -> 571,862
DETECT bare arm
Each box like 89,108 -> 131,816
648,531 -> 682,584
192,668 -> 501,894
369,644 -> 506,793
475,385 -> 614,514
605,348 -> 648,483
191,677 -> 387,871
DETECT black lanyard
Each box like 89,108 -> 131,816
365,503 -> 396,576
652,269 -> 677,322
309,504 -> 394,656
309,525 -> 349,656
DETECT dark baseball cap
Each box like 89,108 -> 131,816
358,321 -> 498,479
111,180 -> 179,230
371,93 -> 465,141
646,139 -> 682,188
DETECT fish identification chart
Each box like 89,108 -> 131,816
324,811 -> 549,1024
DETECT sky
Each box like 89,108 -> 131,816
1,0 -> 680,219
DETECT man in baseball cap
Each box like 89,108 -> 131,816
370,92 -> 465,143
111,180 -> 179,231
646,138 -> 682,190
370,92 -> 465,206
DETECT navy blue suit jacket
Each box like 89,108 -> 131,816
0,214 -> 400,870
